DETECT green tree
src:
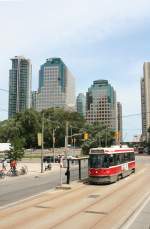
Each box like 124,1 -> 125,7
7,138 -> 25,161
81,122 -> 115,154
16,109 -> 41,148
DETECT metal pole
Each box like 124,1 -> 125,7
66,159 -> 70,184
65,121 -> 69,158
105,126 -> 108,147
52,128 -> 55,163
60,165 -> 62,186
79,159 -> 81,180
60,156 -> 63,186
99,134 -> 101,147
41,113 -> 44,173
70,127 -> 72,147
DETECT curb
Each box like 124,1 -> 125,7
56,185 -> 72,190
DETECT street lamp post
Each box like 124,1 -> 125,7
73,138 -> 76,149
52,128 -> 55,163
65,121 -> 69,158
41,113 -> 44,173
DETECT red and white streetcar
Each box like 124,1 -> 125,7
88,145 -> 135,184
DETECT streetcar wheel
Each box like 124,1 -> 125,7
132,168 -> 135,173
117,175 -> 121,181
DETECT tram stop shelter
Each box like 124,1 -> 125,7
66,156 -> 89,183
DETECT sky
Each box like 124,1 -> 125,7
0,0 -> 150,141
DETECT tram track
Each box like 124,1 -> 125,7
47,167 -> 148,228
90,177 -> 150,228
0,182 -> 87,217
0,166 -> 148,229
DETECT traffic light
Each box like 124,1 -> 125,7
84,132 -> 88,140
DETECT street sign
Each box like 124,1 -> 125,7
37,133 -> 42,146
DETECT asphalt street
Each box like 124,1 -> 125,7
0,169 -> 67,207
0,155 -> 149,208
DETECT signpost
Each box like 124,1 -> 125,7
38,112 -> 44,173
59,156 -> 63,186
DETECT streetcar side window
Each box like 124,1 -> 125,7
130,152 -> 135,161
113,154 -> 119,165
119,154 -> 124,163
109,154 -> 114,166
103,155 -> 109,168
89,154 -> 110,168
124,153 -> 129,162
116,154 -> 120,165
128,153 -> 132,162
128,153 -> 131,161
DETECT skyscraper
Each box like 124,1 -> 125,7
31,91 -> 38,110
76,93 -> 86,117
36,58 -> 75,111
8,56 -> 32,118
141,62 -> 150,141
86,80 -> 117,131
141,77 -> 146,141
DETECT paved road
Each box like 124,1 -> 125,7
0,164 -> 84,207
0,159 -> 150,229
0,155 -> 149,209
0,169 -> 67,207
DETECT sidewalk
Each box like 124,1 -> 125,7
2,162 -> 62,181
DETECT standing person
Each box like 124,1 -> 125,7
65,168 -> 70,184
2,159 -> 7,170
0,160 -> 3,171
10,159 -> 17,172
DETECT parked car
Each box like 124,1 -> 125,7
43,156 -> 53,163
43,156 -> 60,163
138,147 -> 144,154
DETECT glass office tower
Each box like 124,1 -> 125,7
8,56 -> 31,118
86,80 -> 117,131
76,93 -> 86,117
36,58 -> 75,111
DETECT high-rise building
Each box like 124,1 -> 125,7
31,91 -> 38,110
36,58 -> 75,111
117,102 -> 123,143
76,93 -> 86,117
86,80 -> 117,131
141,77 -> 147,141
141,62 -> 150,142
8,56 -> 32,118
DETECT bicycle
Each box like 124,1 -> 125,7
6,168 -> 19,177
0,170 -> 5,179
19,165 -> 28,175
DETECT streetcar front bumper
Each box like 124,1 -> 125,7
88,175 -> 115,184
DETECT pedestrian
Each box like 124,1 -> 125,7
0,160 -> 3,171
2,159 -> 7,170
44,160 -> 48,171
65,168 -> 70,184
10,159 -> 17,171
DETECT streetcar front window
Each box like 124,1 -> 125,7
89,154 -> 109,168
